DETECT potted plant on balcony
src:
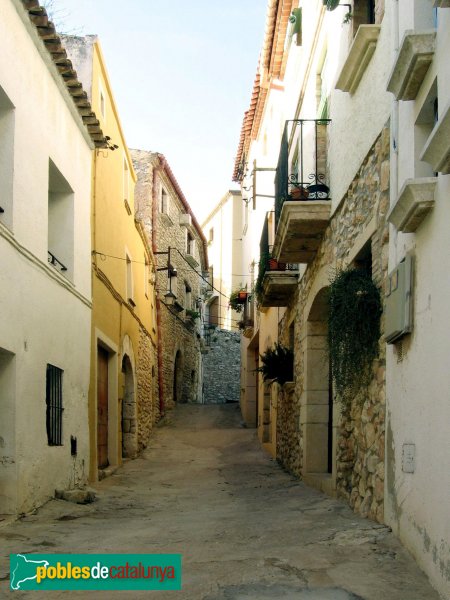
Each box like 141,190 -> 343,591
257,343 -> 294,386
186,309 -> 200,321
268,257 -> 287,271
229,288 -> 248,313
290,185 -> 310,201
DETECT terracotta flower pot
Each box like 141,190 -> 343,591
290,186 -> 309,200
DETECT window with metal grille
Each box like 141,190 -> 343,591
46,364 -> 63,446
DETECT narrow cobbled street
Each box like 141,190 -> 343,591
0,404 -> 438,599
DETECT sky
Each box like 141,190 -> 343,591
48,1 -> 268,224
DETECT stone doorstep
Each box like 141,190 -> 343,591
302,472 -> 337,498
55,488 -> 97,504
0,514 -> 18,529
97,464 -> 119,481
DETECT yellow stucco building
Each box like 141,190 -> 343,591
64,36 -> 159,481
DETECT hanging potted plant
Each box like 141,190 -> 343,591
323,0 -> 340,10
328,268 -> 382,405
257,343 -> 294,386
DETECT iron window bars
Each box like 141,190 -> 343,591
46,364 -> 63,446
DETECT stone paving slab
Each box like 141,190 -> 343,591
0,404 -> 442,599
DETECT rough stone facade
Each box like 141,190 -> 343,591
203,329 -> 241,404
131,149 -> 207,410
276,383 -> 299,473
278,124 -> 390,523
159,303 -> 203,408
137,327 -> 160,451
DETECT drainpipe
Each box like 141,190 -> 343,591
152,159 -> 165,417
391,0 -> 400,264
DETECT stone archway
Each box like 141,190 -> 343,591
121,354 -> 137,458
302,286 -> 336,490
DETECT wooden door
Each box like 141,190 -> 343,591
97,347 -> 109,469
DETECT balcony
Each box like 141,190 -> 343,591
256,214 -> 299,308
273,120 -> 331,264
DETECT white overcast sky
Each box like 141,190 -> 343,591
50,1 -> 267,224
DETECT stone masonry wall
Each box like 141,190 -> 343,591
159,302 -> 202,408
278,124 -> 390,523
131,150 -> 206,411
203,329 -> 240,404
136,327 -> 160,451
276,383 -> 300,473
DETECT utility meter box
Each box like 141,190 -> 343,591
385,254 -> 414,344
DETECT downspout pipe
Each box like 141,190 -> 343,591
391,0 -> 400,264
152,159 -> 165,417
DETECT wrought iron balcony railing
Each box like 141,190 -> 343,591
275,119 -> 331,228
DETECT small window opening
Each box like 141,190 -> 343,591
46,364 -> 63,446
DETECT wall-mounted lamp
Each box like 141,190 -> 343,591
164,291 -> 176,305
105,135 -> 119,151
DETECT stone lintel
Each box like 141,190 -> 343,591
387,30 -> 436,100
335,25 -> 381,94
387,177 -> 437,233
420,99 -> 450,174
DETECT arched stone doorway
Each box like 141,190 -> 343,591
121,354 -> 137,459
173,349 -> 184,404
302,286 -> 336,491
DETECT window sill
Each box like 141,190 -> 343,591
387,30 -> 436,101
420,99 -> 450,173
335,25 -> 381,94
387,177 -> 437,233
160,212 -> 173,226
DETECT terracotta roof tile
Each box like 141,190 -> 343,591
21,0 -> 107,148
232,0 -> 296,181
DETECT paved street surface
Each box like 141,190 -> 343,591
0,404 -> 440,599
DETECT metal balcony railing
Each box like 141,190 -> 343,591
275,119 -> 331,228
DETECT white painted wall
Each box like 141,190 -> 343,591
202,191 -> 244,332
0,0 -> 92,513
386,5 -> 450,599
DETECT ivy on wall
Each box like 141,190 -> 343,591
328,268 -> 382,403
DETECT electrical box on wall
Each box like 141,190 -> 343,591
385,254 -> 414,344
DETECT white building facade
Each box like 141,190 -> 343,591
201,190 -> 244,333
0,0 -> 101,514
385,2 -> 450,597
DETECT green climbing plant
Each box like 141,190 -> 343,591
328,268 -> 382,404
